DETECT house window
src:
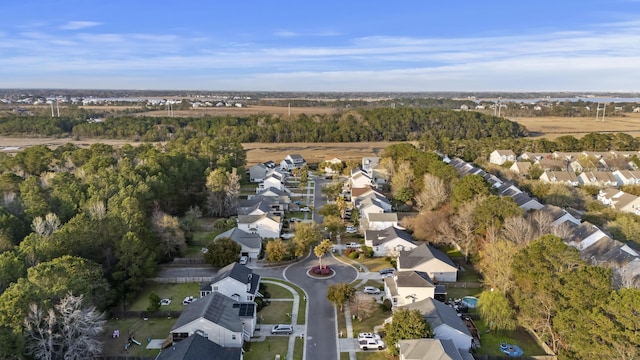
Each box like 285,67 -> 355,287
247,295 -> 253,301
213,286 -> 218,291
232,334 -> 237,340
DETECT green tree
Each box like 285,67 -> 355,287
147,291 -> 161,312
112,232 -> 156,307
528,164 -> 543,179
473,195 -> 522,234
319,204 -> 340,218
478,290 -> 516,331
451,174 -> 491,206
314,239 -> 333,269
292,222 -> 322,257
321,182 -> 343,200
327,283 -> 355,311
0,251 -> 26,294
205,237 -> 241,267
383,308 -> 432,355
265,238 -> 290,263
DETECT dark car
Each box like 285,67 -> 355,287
379,268 -> 395,276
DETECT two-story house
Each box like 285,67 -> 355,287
397,244 -> 458,282
384,271 -> 435,307
364,226 -> 416,257
200,262 -> 261,302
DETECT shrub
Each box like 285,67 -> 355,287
344,248 -> 354,257
349,251 -> 359,259
381,299 -> 393,311
311,265 -> 332,275
147,292 -> 161,312
362,246 -> 374,258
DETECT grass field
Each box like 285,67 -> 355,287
128,283 -> 201,312
101,317 -> 174,357
511,112 -> 640,139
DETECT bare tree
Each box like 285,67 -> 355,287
415,173 -> 448,211
451,201 -> 478,261
24,293 -> 105,360
391,161 -> 415,202
530,210 -> 554,237
85,200 -> 106,221
151,208 -> 186,259
502,216 -> 536,246
551,222 -> 573,240
31,213 -> 61,237
349,293 -> 377,321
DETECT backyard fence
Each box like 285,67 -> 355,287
94,357 -> 154,360
150,277 -> 212,284
108,310 -> 183,319
440,282 -> 483,288
171,257 -> 206,265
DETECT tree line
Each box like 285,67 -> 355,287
0,136 -> 247,358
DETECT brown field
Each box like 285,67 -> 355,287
510,113 -> 640,139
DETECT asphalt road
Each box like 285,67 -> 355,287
285,251 -> 357,360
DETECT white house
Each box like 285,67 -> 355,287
613,170 -> 640,185
170,292 -> 256,347
214,228 -> 262,260
384,271 -> 435,307
366,213 -> 399,231
578,171 -> 618,187
511,193 -> 544,211
597,187 -> 624,206
358,197 -> 386,218
566,222 -> 610,251
362,157 -> 380,174
542,205 -> 581,227
248,163 -> 268,183
509,162 -> 531,176
489,150 -> 516,165
349,169 -> 373,188
364,226 -> 416,257
322,157 -> 343,174
237,213 -> 281,239
200,262 -> 261,302
157,333 -> 242,360
280,154 -> 306,170
256,174 -> 288,194
398,339 -> 472,360
397,244 -> 458,282
401,298 -> 474,352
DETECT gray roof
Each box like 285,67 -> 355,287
367,213 -> 398,222
395,271 -> 434,288
207,262 -> 260,294
171,292 -> 254,333
157,334 -> 241,360
581,236 -> 640,266
365,226 -> 414,246
237,213 -> 279,224
399,339 -> 463,360
257,187 -> 288,197
398,244 -> 456,270
236,199 -> 273,216
401,298 -> 472,338
288,154 -> 305,162
214,228 -> 262,250
568,221 -> 604,244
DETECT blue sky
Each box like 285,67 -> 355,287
1,0 -> 640,91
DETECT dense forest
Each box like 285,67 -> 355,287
0,136 -> 246,357
0,108 -> 528,143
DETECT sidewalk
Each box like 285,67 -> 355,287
258,280 -> 304,360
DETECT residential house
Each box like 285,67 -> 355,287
397,244 -> 458,282
578,171 -> 618,187
170,292 -> 256,346
535,158 -> 566,171
509,162 -> 531,176
156,333 -> 242,360
280,154 -> 306,170
581,236 -> 640,287
366,213 -> 399,231
352,188 -> 392,212
401,298 -> 474,351
200,262 -> 261,302
398,339 -> 473,360
552,151 -> 584,162
539,171 -> 579,186
542,205 -> 581,227
517,152 -> 553,162
256,174 -> 288,194
362,157 -> 380,174
566,222 -> 610,251
214,228 -> 262,260
248,163 -> 268,183
611,192 -> 640,215
613,170 -> 640,185
384,271 -> 435,307
495,182 -> 523,197
597,187 -> 624,206
322,157 -> 343,174
489,150 -> 516,165
236,213 -> 281,239
357,197 -> 388,219
511,193 -> 544,211
349,169 -> 373,188
364,226 -> 416,257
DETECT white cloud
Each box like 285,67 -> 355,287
60,21 -> 101,30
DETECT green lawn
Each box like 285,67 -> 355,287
350,305 -> 392,338
244,336 -> 289,360
128,283 -> 201,312
258,301 -> 293,324
340,352 -> 351,360
263,282 -> 295,299
293,337 -> 304,360
457,265 -> 482,283
263,278 -> 307,324
101,318 -> 175,357
474,320 -> 546,357
356,351 -> 394,360
336,254 -> 392,273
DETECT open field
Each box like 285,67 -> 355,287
511,112 -> 640,139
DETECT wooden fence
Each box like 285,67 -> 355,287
108,310 -> 183,319
149,277 -> 212,284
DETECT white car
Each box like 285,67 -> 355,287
346,226 -> 357,234
363,286 -> 381,295
239,256 -> 248,265
358,332 -> 381,341
300,207 -> 311,212
280,233 -> 295,239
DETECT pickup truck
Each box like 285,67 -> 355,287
345,242 -> 360,249
359,338 -> 385,350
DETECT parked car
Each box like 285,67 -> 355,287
182,296 -> 196,305
359,338 -> 385,350
238,256 -> 248,265
289,218 -> 302,223
281,233 -> 295,239
379,268 -> 395,276
358,332 -> 381,341
346,242 -> 360,248
293,200 -> 302,205
363,286 -> 381,295
300,207 -> 311,212
271,324 -> 293,335
346,226 -> 357,234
